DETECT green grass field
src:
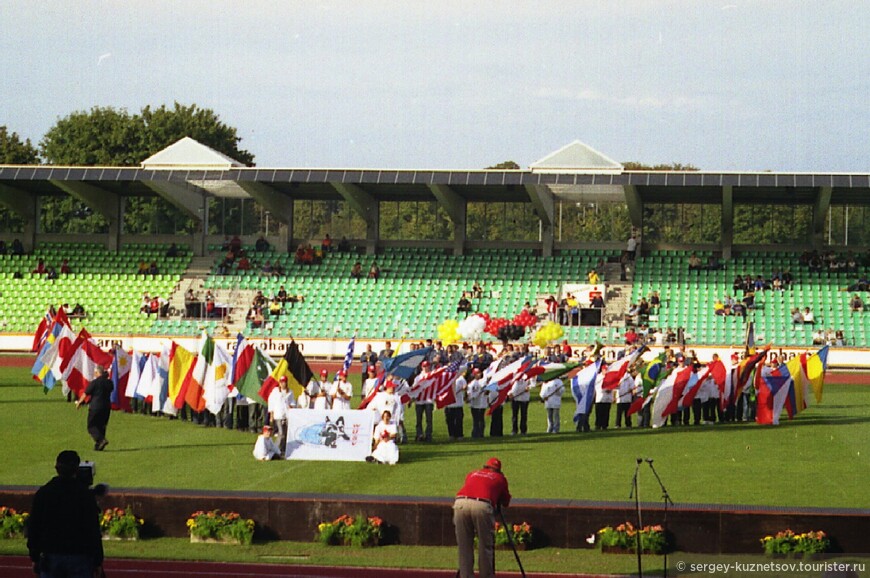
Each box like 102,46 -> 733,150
1,368 -> 868,509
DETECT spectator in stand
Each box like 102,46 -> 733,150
368,261 -> 380,282
754,275 -> 769,292
148,262 -> 159,275
33,259 -> 47,275
723,294 -> 735,308
70,303 -> 86,318
0,240 -> 6,254
60,259 -> 72,274
46,266 -> 58,280
791,308 -> 804,324
835,330 -> 845,346
850,294 -> 864,312
139,292 -> 151,314
545,295 -> 558,321
11,238 -> 24,255
802,307 -> 815,325
624,302 -> 640,326
472,282 -> 483,299
351,261 -> 363,282
732,275 -> 745,293
624,327 -> 638,345
248,307 -> 264,328
713,299 -> 727,316
253,290 -> 267,308
688,253 -> 703,271
255,236 -> 270,252
742,289 -> 756,309
148,295 -> 160,317
649,291 -> 661,309
457,292 -> 472,316
237,255 -> 252,271
812,328 -> 826,345
166,242 -> 179,257
268,296 -> 282,317
638,297 -> 650,319
845,276 -> 869,292
322,234 -> 333,252
337,236 -> 351,252
772,277 -> 783,291
261,261 -> 273,275
587,269 -> 600,284
707,254 -> 724,270
732,301 -> 746,318
229,235 -> 242,254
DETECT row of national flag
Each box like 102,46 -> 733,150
31,308 -> 831,426
31,308 -> 316,415
568,344 -> 830,427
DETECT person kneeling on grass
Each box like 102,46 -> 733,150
367,410 -> 399,465
253,425 -> 282,460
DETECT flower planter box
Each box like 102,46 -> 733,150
190,534 -> 243,545
102,534 -> 138,541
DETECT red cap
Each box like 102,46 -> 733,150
338,370 -> 347,378
262,425 -> 272,434
279,376 -> 287,383
320,369 -> 328,377
385,380 -> 396,390
421,361 -> 430,367
485,457 -> 502,472
368,365 -> 376,372
472,367 -> 481,374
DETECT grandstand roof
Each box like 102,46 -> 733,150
140,137 -> 245,169
530,140 -> 623,173
1,165 -> 867,204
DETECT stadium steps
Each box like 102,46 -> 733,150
604,282 -> 632,327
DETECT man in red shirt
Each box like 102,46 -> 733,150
453,457 -> 511,578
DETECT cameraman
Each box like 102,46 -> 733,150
28,450 -> 103,578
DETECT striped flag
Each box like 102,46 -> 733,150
601,347 -> 646,390
341,336 -> 355,375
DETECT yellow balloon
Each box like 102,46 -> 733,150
437,319 -> 461,346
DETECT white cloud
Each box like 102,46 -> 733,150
534,86 -> 701,110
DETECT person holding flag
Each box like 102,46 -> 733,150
308,369 -> 330,410
540,376 -> 564,433
594,363 -> 612,430
267,377 -> 296,455
329,371 -> 353,410
508,372 -> 532,435
76,365 -> 113,451
466,368 -> 488,438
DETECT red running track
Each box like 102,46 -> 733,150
0,556 -> 601,578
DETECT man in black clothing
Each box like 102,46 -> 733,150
76,366 -> 113,451
28,450 -> 103,578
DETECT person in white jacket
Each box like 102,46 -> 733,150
615,372 -> 635,428
329,371 -> 353,410
307,369 -> 330,410
508,373 -> 532,435
539,377 -> 564,433
253,425 -> 281,460
466,368 -> 488,438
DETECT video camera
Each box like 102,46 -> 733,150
78,461 -> 108,496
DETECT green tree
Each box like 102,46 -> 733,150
39,103 -> 255,234
0,126 -> 39,164
486,160 -> 520,170
622,162 -> 699,171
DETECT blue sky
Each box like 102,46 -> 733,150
2,1 -> 867,171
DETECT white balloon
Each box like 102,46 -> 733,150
458,314 -> 486,341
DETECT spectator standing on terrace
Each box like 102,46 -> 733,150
322,234 -> 333,252
472,281 -> 483,299
60,259 -> 71,274
255,236 -> 269,252
33,259 -> 47,275
851,294 -> 864,312
626,233 -> 637,260
587,269 -> 600,284
11,238 -> 24,255
337,236 -> 351,252
28,450 -> 104,578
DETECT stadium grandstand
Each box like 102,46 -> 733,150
0,138 -> 868,358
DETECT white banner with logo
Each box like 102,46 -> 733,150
284,409 -> 374,462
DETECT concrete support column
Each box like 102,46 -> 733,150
524,184 -> 554,257
812,187 -> 833,249
721,185 -> 733,260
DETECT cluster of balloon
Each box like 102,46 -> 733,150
437,319 -> 461,345
512,311 -> 537,328
531,321 -> 565,348
497,324 -> 525,342
457,314 -> 487,341
485,316 -> 510,337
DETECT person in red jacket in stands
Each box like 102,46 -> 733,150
453,457 -> 511,578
